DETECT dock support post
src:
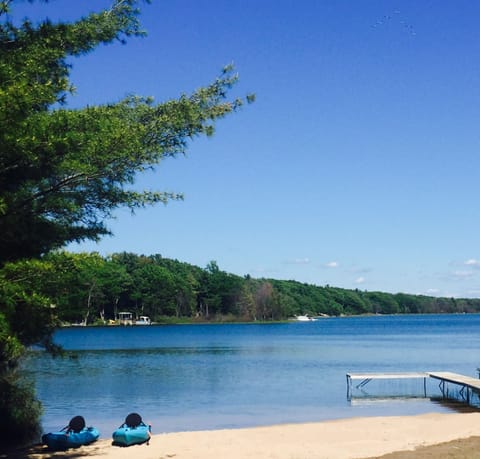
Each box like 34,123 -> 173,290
346,374 -> 352,401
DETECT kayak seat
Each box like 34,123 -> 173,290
125,412 -> 143,428
68,415 -> 86,433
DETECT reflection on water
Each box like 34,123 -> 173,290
22,315 -> 480,437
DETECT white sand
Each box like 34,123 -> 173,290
28,412 -> 480,459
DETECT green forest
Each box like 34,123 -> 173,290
5,251 -> 478,326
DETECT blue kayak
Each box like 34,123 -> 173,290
112,423 -> 151,446
42,427 -> 100,450
112,413 -> 151,446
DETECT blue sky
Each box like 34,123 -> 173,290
16,0 -> 480,298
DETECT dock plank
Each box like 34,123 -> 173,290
428,372 -> 480,390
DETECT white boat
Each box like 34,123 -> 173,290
295,315 -> 317,322
135,316 -> 151,325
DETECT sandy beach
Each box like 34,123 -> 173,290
5,412 -> 480,459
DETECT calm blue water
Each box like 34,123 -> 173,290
23,314 -> 480,438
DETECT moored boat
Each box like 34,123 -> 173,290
118,311 -> 133,325
112,412 -> 151,447
135,315 -> 151,325
295,314 -> 317,321
42,416 -> 99,450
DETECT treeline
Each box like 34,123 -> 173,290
3,251 -> 480,325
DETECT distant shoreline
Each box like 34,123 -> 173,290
60,311 -> 477,328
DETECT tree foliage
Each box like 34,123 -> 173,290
0,0 -> 252,264
12,251 -> 480,327
0,0 -> 252,447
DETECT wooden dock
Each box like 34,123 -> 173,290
429,372 -> 480,404
346,371 -> 480,406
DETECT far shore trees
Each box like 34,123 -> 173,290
0,0 -> 253,447
11,251 -> 478,326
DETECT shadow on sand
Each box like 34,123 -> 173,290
1,441 -> 110,459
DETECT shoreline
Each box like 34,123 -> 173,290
8,412 -> 480,459
63,312 -> 468,328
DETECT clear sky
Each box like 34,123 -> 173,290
15,0 -> 480,298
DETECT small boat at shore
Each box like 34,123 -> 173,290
42,416 -> 99,450
295,315 -> 317,321
135,315 -> 151,325
112,413 -> 151,447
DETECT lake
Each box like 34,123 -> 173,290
23,314 -> 480,438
